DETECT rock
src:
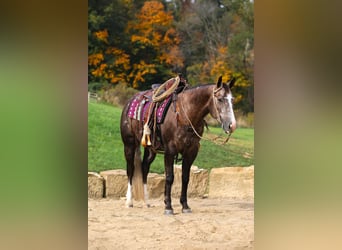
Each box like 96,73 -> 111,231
95,165 -> 253,200
147,173 -> 165,198
100,169 -> 127,198
209,166 -> 254,199
88,172 -> 104,199
171,165 -> 209,198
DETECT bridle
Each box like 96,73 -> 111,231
212,86 -> 232,143
178,85 -> 232,144
212,85 -> 223,124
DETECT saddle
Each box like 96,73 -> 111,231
127,75 -> 187,152
127,90 -> 172,123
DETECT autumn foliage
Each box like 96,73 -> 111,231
88,0 -> 254,113
89,1 -> 183,89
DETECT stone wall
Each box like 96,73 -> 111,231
88,172 -> 104,199
209,166 -> 254,199
88,165 -> 254,200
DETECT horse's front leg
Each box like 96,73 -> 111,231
164,153 -> 175,215
180,145 -> 199,213
180,164 -> 191,213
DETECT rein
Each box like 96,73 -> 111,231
178,86 -> 232,145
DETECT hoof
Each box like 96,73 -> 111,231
182,208 -> 192,213
164,209 -> 174,215
125,202 -> 133,208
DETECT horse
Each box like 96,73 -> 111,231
120,75 -> 236,214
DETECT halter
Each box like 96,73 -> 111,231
179,85 -> 232,144
212,85 -> 223,123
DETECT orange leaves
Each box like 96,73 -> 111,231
88,53 -> 104,66
91,63 -> 107,77
128,2 -> 165,46
106,48 -> 130,71
89,47 -> 131,84
210,60 -> 232,82
124,1 -> 183,87
94,29 -> 109,44
209,46 -> 232,81
129,1 -> 181,53
160,46 -> 184,68
131,35 -> 152,45
128,2 -> 174,48
129,61 -> 157,88
163,28 -> 180,45
89,1 -> 183,89
217,46 -> 228,55
136,1 -> 173,27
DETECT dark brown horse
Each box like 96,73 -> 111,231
120,76 -> 236,214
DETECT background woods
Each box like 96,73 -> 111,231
88,0 -> 254,114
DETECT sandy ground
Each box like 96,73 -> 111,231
88,197 -> 254,249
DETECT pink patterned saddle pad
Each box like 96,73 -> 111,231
127,92 -> 172,124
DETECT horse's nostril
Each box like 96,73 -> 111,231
228,122 -> 236,132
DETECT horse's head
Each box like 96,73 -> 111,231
211,76 -> 237,134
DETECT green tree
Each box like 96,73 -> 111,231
175,0 -> 254,113
88,0 -> 131,84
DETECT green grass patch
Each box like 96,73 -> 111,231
88,102 -> 254,174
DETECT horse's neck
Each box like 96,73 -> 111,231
180,85 -> 213,126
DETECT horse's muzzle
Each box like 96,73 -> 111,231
225,122 -> 236,134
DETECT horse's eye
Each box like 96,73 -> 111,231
217,98 -> 224,102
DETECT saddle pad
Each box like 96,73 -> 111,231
156,96 -> 172,123
127,94 -> 172,124
127,94 -> 151,121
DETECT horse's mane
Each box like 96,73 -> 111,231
183,83 -> 214,92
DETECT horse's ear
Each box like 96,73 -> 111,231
228,77 -> 236,89
216,76 -> 223,89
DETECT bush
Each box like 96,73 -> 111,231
88,82 -> 109,92
99,82 -> 138,107
205,111 -> 254,129
236,111 -> 254,128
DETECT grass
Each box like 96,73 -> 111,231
88,102 -> 254,174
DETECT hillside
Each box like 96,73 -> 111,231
88,102 -> 254,174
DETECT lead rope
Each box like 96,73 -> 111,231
179,98 -> 205,140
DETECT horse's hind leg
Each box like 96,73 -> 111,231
124,144 -> 135,207
142,148 -> 156,207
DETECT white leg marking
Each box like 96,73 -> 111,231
126,182 -> 133,207
144,184 -> 150,208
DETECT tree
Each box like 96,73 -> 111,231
88,0 -> 182,89
88,0 -> 132,85
126,1 -> 183,89
175,0 -> 254,113
88,0 -> 254,112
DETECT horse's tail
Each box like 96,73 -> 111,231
132,146 -> 144,201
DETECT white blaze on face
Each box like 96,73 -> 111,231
226,92 -> 236,132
